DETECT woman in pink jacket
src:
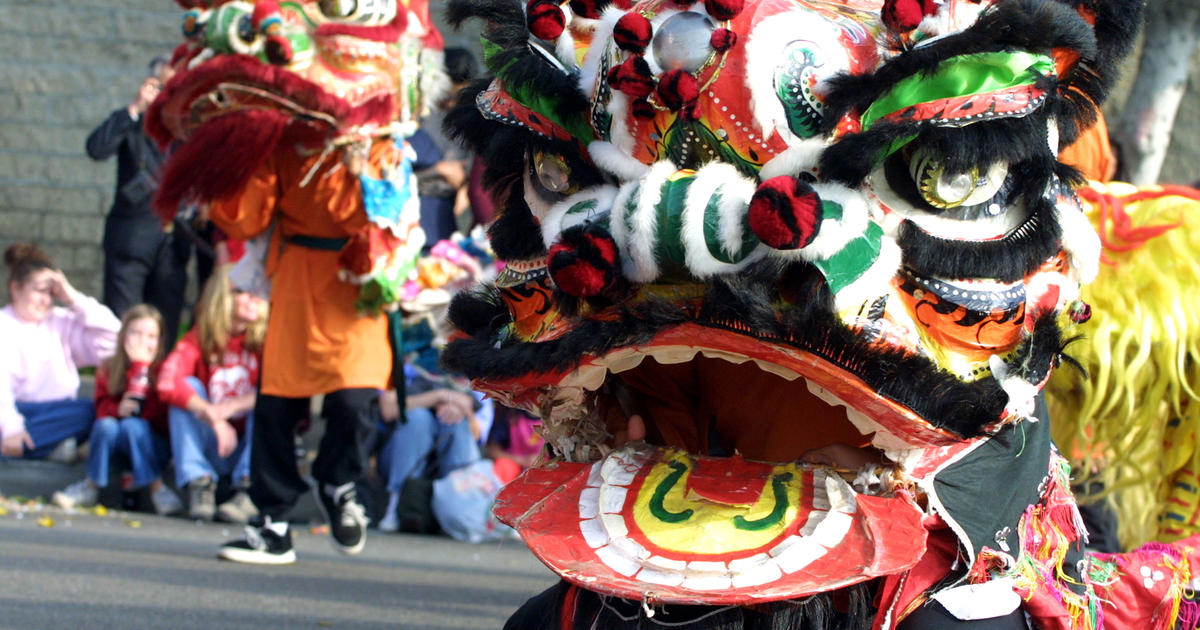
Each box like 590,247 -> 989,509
0,243 -> 120,460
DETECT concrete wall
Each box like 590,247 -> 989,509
0,0 -> 181,297
0,2 -> 1195,298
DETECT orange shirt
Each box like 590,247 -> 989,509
209,142 -> 393,397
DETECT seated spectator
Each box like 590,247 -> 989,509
158,265 -> 265,522
1,243 -> 119,461
486,406 -> 545,470
374,364 -> 492,532
52,304 -> 182,515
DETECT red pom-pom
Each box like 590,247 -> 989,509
613,12 -> 653,53
748,177 -> 823,250
265,34 -> 293,64
704,0 -> 743,21
252,0 -> 282,28
709,28 -> 737,51
569,0 -> 603,18
527,1 -> 566,40
611,0 -> 633,8
548,229 -> 619,297
631,99 -> 657,119
881,0 -> 924,32
607,56 -> 656,98
1068,299 -> 1092,323
656,69 -> 700,112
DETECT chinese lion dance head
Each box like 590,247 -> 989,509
146,0 -> 448,311
441,0 -> 1193,627
146,0 -> 443,221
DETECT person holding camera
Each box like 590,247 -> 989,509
85,55 -> 190,350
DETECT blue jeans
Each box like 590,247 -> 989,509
377,407 -> 481,493
87,416 -> 170,488
13,399 -> 94,459
168,377 -> 252,488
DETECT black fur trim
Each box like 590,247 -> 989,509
818,80 -> 1058,187
443,259 -> 1064,438
447,288 -> 508,337
896,189 -> 1062,283
517,580 -> 878,630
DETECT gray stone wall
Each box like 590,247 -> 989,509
1161,59 -> 1200,186
0,2 -> 1196,299
0,0 -> 180,297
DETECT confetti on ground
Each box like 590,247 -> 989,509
124,518 -> 142,528
93,505 -> 109,516
36,516 -> 54,528
310,525 -> 329,535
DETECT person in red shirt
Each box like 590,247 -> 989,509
159,265 -> 265,523
52,304 -> 181,515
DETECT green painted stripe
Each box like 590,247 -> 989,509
649,461 -> 694,524
733,472 -> 794,531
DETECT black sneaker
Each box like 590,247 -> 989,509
313,482 -> 367,555
217,517 -> 296,565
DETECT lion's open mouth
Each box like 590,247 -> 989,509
491,329 -> 938,604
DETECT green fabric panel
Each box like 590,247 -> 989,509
702,193 -> 737,265
777,45 -> 823,140
821,199 -> 843,221
861,51 -> 1055,131
655,177 -> 689,272
813,221 -> 883,294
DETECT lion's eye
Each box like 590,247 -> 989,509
909,147 -> 1007,212
319,0 -> 358,18
534,152 -> 574,194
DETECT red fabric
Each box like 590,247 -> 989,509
873,516 -> 959,630
156,329 -> 261,434
94,362 -> 170,436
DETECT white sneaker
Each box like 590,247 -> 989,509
45,437 -> 78,464
151,485 -> 184,516
51,479 -> 98,509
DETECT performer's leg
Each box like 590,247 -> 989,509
247,393 -> 309,520
219,393 -> 305,565
309,388 -> 377,555
310,388 -> 379,486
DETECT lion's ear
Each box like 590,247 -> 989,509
1048,0 -> 1144,146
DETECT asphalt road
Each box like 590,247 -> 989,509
0,501 -> 557,630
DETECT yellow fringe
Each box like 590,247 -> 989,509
1047,181 -> 1200,549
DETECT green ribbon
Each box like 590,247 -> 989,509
860,51 -> 1055,132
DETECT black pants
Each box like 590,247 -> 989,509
249,388 -> 380,519
103,233 -> 189,351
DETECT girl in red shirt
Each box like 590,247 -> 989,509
52,304 -> 182,515
159,265 -> 265,522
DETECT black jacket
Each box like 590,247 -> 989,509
86,108 -> 167,260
